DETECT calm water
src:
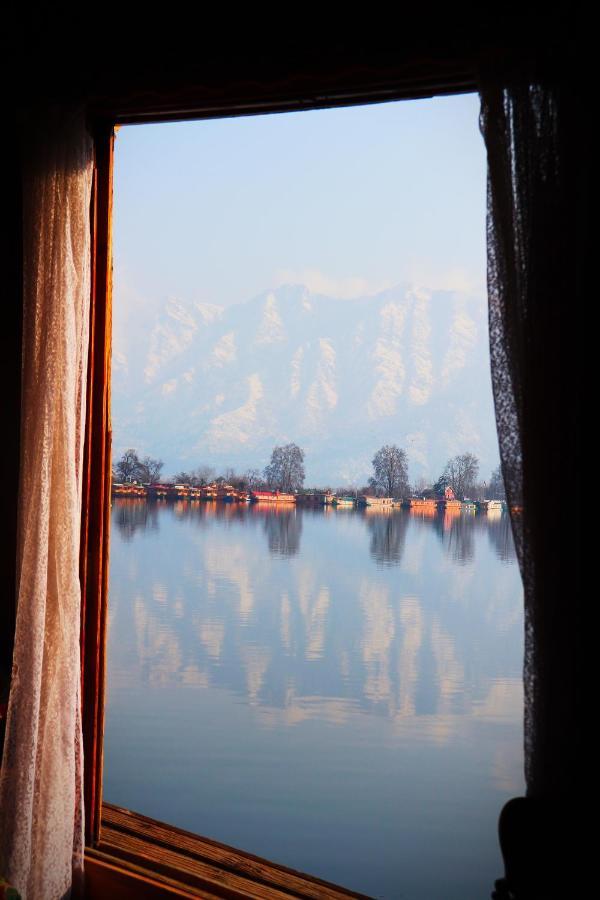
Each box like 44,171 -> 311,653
104,501 -> 524,899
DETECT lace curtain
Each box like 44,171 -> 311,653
480,69 -> 580,805
0,109 -> 93,899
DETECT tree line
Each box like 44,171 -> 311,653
113,444 -> 505,500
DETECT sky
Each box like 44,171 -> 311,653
113,92 -> 486,313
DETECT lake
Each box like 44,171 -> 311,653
104,500 -> 524,899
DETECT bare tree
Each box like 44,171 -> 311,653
190,465 -> 215,486
488,465 -> 506,500
114,449 -> 141,482
369,445 -> 409,497
221,468 -> 249,489
173,465 -> 215,486
442,453 -> 480,499
137,455 -> 164,483
245,468 -> 264,490
412,476 -> 431,497
263,443 -> 305,492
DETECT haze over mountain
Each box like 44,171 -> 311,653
112,283 -> 499,486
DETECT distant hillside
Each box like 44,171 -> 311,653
112,283 -> 499,485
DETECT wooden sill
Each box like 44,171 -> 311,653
88,803 -> 372,899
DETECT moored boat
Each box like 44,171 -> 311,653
250,490 -> 296,503
332,496 -> 355,508
404,498 -> 437,511
112,482 -> 147,498
476,499 -> 504,513
436,498 -> 462,511
357,496 -> 394,508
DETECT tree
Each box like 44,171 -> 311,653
114,448 -> 141,482
137,455 -> 164,483
489,465 -> 506,500
369,445 -> 409,498
114,448 -> 163,483
412,476 -> 432,497
263,443 -> 305,492
245,468 -> 264,490
173,465 -> 215,486
190,465 -> 215,486
432,474 -> 450,497
441,453 -> 480,499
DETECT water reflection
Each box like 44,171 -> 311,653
262,508 -> 302,556
365,509 -> 409,565
106,501 -> 524,899
113,498 -> 159,541
108,503 -> 522,724
487,514 -> 517,563
432,510 -> 475,563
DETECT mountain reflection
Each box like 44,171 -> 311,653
108,503 -> 523,733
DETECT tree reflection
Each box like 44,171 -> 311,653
262,509 -> 302,556
112,499 -> 158,541
433,511 -> 475,563
366,511 -> 409,566
487,514 -> 516,562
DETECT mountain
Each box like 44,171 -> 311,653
112,283 -> 499,485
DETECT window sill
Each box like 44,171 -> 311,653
87,803 -> 369,899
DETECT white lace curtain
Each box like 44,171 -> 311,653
0,109 -> 93,899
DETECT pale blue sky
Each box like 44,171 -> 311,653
113,93 -> 486,310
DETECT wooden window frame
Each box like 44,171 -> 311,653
80,66 -> 483,896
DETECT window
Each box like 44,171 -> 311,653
81,86 -> 524,900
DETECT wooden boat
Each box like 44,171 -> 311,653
112,482 -> 147,498
250,490 -> 296,503
436,499 -> 462,512
476,499 -> 504,513
357,496 -> 394,508
404,498 -> 437,511
332,496 -> 355,507
147,483 -> 169,499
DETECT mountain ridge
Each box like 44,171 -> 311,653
112,282 -> 499,485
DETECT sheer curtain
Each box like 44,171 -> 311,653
0,109 -> 93,899
480,68 -> 580,802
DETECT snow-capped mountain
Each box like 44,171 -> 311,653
112,283 -> 499,485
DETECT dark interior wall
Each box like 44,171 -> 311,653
8,14 -> 574,114
0,118 -> 22,731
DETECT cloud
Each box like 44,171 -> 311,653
404,260 -> 486,295
274,268 -> 394,300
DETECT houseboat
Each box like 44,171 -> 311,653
250,490 -> 296,503
404,498 -> 437,511
332,496 -> 355,508
112,482 -> 147,498
168,483 -> 192,499
147,483 -> 169,499
357,496 -> 394,508
476,499 -> 504,513
216,483 -> 237,502
436,498 -> 462,512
